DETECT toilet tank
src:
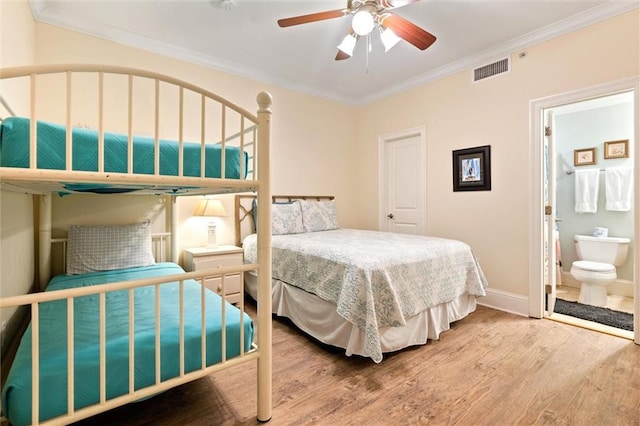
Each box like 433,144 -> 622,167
574,235 -> 631,266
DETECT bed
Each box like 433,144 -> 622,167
236,195 -> 487,363
0,64 -> 273,425
0,116 -> 248,184
2,262 -> 253,426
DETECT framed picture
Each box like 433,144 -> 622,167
452,145 -> 491,192
604,139 -> 629,159
574,147 -> 596,166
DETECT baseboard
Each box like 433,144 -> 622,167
561,271 -> 633,298
608,279 -> 633,298
477,288 -> 529,317
560,271 -> 580,289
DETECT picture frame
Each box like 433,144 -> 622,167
604,139 -> 629,159
452,145 -> 491,192
574,147 -> 596,166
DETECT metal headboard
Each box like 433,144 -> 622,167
234,194 -> 334,246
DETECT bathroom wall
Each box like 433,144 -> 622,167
555,94 -> 634,282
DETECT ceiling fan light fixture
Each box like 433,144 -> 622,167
380,27 -> 400,51
352,10 -> 375,36
337,33 -> 358,56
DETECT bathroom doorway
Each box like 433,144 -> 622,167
529,77 -> 640,344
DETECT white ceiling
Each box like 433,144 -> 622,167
29,0 -> 638,105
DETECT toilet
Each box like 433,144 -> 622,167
570,234 -> 630,307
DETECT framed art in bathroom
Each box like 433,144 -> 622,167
574,147 -> 596,166
604,139 -> 629,159
452,145 -> 491,192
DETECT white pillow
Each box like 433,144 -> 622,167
66,221 -> 155,274
300,200 -> 339,232
272,201 -> 305,235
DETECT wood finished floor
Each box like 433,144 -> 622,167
67,298 -> 640,426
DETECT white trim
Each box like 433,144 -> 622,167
357,3 -> 639,104
477,288 -> 529,318
528,77 -> 640,342
378,126 -> 427,234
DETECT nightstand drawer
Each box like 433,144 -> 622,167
203,273 -> 242,296
182,246 -> 244,305
192,252 -> 243,270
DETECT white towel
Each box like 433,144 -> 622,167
605,167 -> 632,211
574,169 -> 600,213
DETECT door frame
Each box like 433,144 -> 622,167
544,109 -> 558,316
528,76 -> 640,344
378,126 -> 427,233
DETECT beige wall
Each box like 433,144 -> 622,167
1,1 -> 35,67
1,3 -> 638,308
354,9 -> 640,298
2,6 -> 357,269
1,1 -> 37,328
30,19 -> 358,226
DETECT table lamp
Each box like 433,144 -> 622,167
193,198 -> 227,247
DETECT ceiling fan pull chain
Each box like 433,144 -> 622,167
366,33 -> 370,73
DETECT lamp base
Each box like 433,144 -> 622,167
207,222 -> 218,248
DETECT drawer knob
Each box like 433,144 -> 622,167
217,284 -> 222,293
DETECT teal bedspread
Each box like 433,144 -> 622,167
0,117 -> 248,179
1,263 -> 253,426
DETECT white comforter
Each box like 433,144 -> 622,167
243,229 -> 487,362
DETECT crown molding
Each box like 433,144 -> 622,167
359,1 -> 640,105
29,1 -> 639,107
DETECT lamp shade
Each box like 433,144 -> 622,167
337,33 -> 358,57
193,198 -> 227,217
381,27 -> 401,52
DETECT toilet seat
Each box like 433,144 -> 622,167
572,260 -> 615,273
570,261 -> 616,285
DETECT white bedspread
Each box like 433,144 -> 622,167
243,229 -> 487,362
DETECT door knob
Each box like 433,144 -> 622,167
387,213 -> 394,219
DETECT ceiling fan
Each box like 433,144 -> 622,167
277,0 -> 436,61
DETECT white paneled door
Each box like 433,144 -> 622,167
379,127 -> 426,235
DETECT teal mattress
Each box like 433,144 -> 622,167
0,117 -> 248,180
1,262 -> 253,426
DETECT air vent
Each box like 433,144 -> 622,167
473,57 -> 510,82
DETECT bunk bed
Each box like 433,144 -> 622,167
235,195 -> 487,363
0,64 -> 273,425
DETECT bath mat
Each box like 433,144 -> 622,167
554,298 -> 634,331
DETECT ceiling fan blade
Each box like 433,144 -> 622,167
278,9 -> 346,28
335,50 -> 351,61
381,0 -> 420,9
380,13 -> 436,50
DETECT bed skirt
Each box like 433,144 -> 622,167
244,271 -> 477,360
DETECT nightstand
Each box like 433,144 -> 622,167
183,245 -> 244,304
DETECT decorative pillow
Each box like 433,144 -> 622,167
271,201 -> 305,235
300,200 -> 339,232
66,221 -> 155,274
